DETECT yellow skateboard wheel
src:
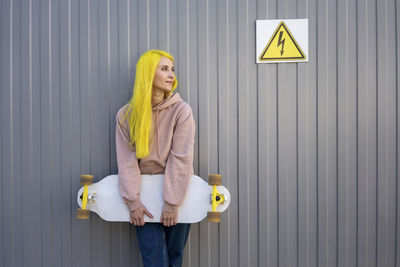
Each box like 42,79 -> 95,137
208,174 -> 222,186
80,174 -> 93,186
207,211 -> 221,222
76,208 -> 90,219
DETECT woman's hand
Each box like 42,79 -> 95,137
130,205 -> 153,226
160,210 -> 178,227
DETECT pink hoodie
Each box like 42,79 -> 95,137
116,92 -> 195,213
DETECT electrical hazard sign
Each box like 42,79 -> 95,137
256,19 -> 308,63
259,21 -> 305,61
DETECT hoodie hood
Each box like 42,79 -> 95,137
152,92 -> 183,111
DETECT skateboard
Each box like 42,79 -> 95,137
76,174 -> 230,223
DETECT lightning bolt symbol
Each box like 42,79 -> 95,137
277,31 -> 285,56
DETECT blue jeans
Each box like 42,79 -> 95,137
135,223 -> 191,267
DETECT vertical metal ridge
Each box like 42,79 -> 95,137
48,0 -> 53,136
375,0 -> 379,264
18,0 -> 25,261
195,0 -> 199,178
29,0 -> 33,154
67,2 -> 73,264
224,0 -> 232,266
275,7 -> 280,266
56,0 -> 63,262
384,1 -> 389,261
236,0 -> 241,265
237,0 -> 250,265
226,0 -> 231,261
167,0 -> 170,51
46,14 -> 53,262
308,0 -> 315,263
306,1 -> 311,262
25,0 -> 34,260
245,0 -> 250,265
396,0 -> 399,264
126,0 -> 130,73
305,0 -> 312,264
384,0 -> 389,264
296,44 -> 300,267
9,0 -> 15,264
68,0 -> 72,182
315,0 -> 320,264
39,0 -> 45,263
206,0 -> 210,170
107,0 -> 111,74
246,1 -> 251,267
255,2 -> 269,262
363,0 -> 369,264
0,0 -> 3,264
106,0 -> 111,180
344,5 -> 349,265
88,0 -> 92,171
345,0 -> 350,265
324,1 -> 329,265
9,0 -> 14,194
206,0 -> 211,264
147,0 -> 149,50
335,0 -> 339,264
355,0 -> 359,265
366,0 -> 370,263
186,0 -> 190,102
67,0 -> 72,97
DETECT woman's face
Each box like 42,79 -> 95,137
153,57 -> 175,93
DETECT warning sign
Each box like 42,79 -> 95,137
259,21 -> 305,61
256,19 -> 308,63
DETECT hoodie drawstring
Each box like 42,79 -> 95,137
156,110 -> 160,158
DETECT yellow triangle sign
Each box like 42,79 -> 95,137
259,21 -> 306,61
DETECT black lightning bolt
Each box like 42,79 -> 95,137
277,31 -> 285,56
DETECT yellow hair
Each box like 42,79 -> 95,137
124,50 -> 178,158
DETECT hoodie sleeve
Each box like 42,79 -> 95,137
115,108 -> 143,212
163,104 -> 196,212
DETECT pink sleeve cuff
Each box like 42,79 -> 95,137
124,198 -> 143,212
162,202 -> 179,213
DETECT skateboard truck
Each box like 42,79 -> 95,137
80,192 -> 96,201
207,174 -> 224,222
76,174 -> 94,220
210,187 -> 225,207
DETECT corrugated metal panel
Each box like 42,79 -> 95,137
1,0 -> 399,267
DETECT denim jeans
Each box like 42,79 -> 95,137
135,223 -> 191,267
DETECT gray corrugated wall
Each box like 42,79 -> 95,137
1,0 -> 399,266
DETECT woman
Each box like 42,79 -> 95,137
115,50 -> 195,267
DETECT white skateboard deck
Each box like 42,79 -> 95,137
77,174 -> 230,223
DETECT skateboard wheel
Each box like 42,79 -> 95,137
80,174 -> 93,185
207,211 -> 221,223
208,174 -> 222,186
76,208 -> 90,219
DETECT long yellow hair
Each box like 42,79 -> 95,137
124,50 -> 178,158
